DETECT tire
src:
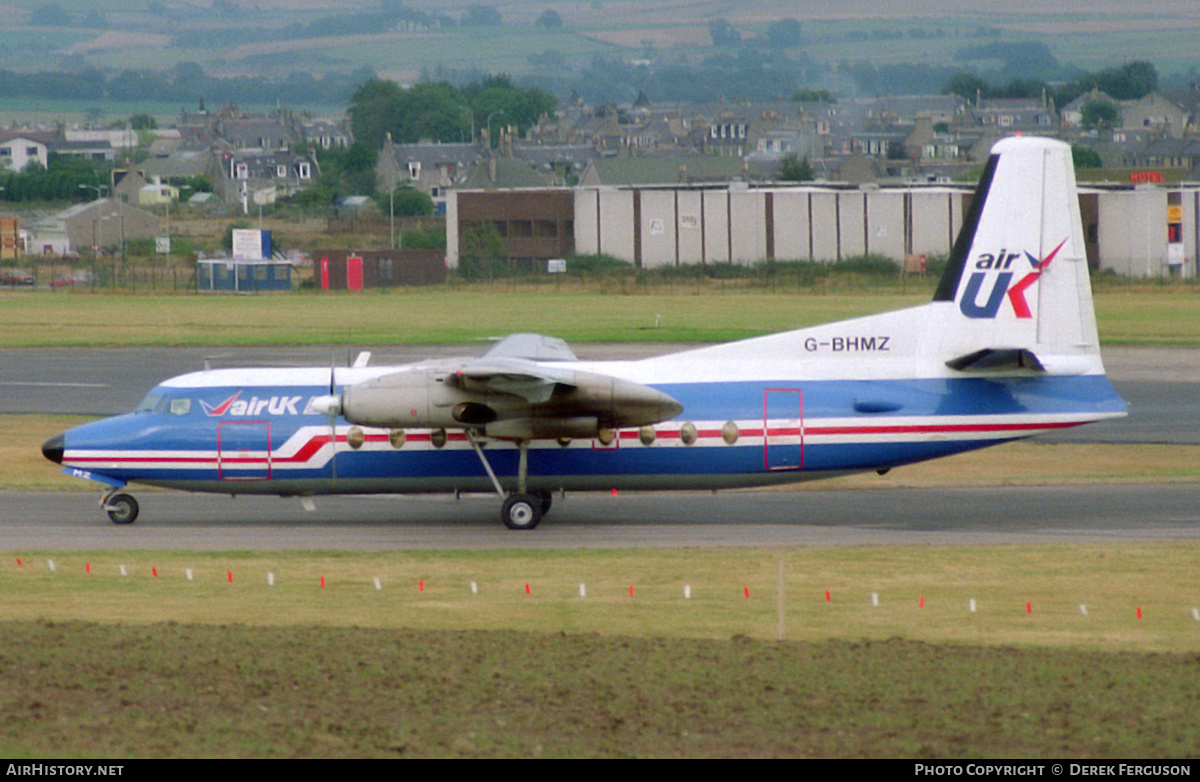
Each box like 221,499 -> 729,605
535,489 -> 553,516
501,494 -> 542,530
105,493 -> 139,525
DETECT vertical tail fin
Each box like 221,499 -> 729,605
934,137 -> 1101,373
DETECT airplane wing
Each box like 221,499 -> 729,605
450,358 -> 578,405
483,333 -> 578,362
335,340 -> 682,438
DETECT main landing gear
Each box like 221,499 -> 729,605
500,489 -> 554,531
469,433 -> 551,530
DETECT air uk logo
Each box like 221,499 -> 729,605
201,391 -> 302,417
959,238 -> 1067,319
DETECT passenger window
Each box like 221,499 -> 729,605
169,398 -> 192,415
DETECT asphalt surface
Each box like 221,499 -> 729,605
4,484 -> 1200,551
2,344 -> 1197,550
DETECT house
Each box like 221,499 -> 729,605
1163,86 -> 1200,135
0,135 -> 48,172
50,139 -> 115,163
63,128 -> 138,154
703,113 -> 752,157
375,136 -> 484,201
299,117 -> 353,150
138,180 -> 180,206
971,98 -> 1058,135
1120,92 -> 1190,140
1061,88 -> 1119,130
215,115 -> 298,151
27,199 -> 161,256
1128,137 -> 1200,173
212,149 -> 317,205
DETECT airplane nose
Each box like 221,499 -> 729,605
42,434 -> 64,464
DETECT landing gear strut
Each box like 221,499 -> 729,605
468,433 -> 547,530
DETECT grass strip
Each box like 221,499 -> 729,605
2,286 -> 1198,346
3,545 -> 1199,653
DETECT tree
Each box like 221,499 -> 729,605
536,9 -> 563,30
348,79 -> 407,151
379,187 -> 433,217
766,18 -> 802,48
708,19 -> 740,46
779,154 -> 813,182
1081,99 -> 1120,130
463,5 -> 502,26
30,4 -> 70,26
463,75 -> 557,143
942,72 -> 992,104
1071,145 -> 1103,169
458,221 -> 508,279
1093,61 -> 1157,100
791,89 -> 834,103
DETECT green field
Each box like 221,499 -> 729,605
3,283 -> 1199,346
2,546 -> 1200,757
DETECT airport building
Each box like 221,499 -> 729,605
447,183 -> 1200,279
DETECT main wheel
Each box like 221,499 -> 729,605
105,493 -> 139,525
501,494 -> 542,530
535,489 -> 553,516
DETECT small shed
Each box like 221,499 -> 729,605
316,249 -> 445,290
197,258 -> 293,292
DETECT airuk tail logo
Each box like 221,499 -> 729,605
959,238 -> 1067,319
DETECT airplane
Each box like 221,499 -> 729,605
42,136 -> 1127,530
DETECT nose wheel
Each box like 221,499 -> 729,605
103,492 -> 139,525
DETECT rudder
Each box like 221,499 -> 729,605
933,136 -> 1100,370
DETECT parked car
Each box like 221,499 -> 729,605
0,268 -> 34,286
50,270 -> 95,288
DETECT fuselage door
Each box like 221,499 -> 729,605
218,421 -> 272,480
764,388 -> 803,471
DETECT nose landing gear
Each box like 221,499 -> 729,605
102,491 -> 139,525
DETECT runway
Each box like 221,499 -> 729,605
3,344 -> 1197,550
4,483 -> 1200,551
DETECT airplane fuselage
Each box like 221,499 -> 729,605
51,355 -> 1124,498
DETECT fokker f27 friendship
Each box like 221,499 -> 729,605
43,137 -> 1127,529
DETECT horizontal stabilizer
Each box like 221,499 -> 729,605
945,348 -> 1045,373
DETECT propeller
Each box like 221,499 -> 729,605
310,352 -> 341,481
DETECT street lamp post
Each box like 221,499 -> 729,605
486,111 -> 505,149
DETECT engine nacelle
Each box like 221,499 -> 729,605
337,362 -> 682,438
341,368 -> 503,429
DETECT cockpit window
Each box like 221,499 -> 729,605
168,398 -> 192,415
134,394 -> 164,413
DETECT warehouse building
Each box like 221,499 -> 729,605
447,183 -> 1200,279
